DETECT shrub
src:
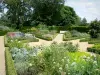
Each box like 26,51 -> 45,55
5,48 -> 17,75
0,26 -> 14,36
64,31 -> 72,38
71,30 -> 90,38
87,44 -> 100,54
69,26 -> 89,32
30,27 -> 38,32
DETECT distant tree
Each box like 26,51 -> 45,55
80,17 -> 88,26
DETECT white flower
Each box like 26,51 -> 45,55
11,40 -> 13,42
61,59 -> 64,62
87,57 -> 90,59
64,57 -> 66,59
53,62 -> 56,64
29,63 -> 32,66
59,67 -> 62,70
18,41 -> 21,43
71,62 -> 76,66
65,64 -> 68,68
93,61 -> 97,65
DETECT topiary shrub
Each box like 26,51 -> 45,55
69,26 -> 89,32
5,48 -> 17,75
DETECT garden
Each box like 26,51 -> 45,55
0,0 -> 100,75
5,40 -> 100,75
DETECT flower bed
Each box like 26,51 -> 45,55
5,32 -> 39,47
5,40 -> 100,75
63,30 -> 90,41
32,29 -> 57,41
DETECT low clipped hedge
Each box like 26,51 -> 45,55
35,34 -> 52,41
5,48 -> 17,75
63,35 -> 78,41
69,26 -> 89,32
87,48 -> 100,54
0,31 -> 8,36
87,44 -> 100,54
80,38 -> 100,44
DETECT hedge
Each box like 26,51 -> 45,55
69,26 -> 89,32
5,48 -> 17,75
0,31 -> 7,36
87,48 -> 100,54
63,35 -> 79,41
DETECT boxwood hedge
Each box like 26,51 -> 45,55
5,48 -> 17,75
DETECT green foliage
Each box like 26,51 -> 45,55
0,25 -> 14,36
31,0 -> 65,25
80,17 -> 88,26
63,31 -> 72,38
30,46 -> 100,75
87,44 -> 100,54
69,26 -> 89,32
80,38 -> 100,44
63,30 -> 90,41
89,19 -> 100,38
5,48 -> 17,75
29,42 -> 78,75
71,30 -> 90,38
5,0 -> 31,29
59,6 -> 79,26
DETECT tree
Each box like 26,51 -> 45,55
89,19 -> 100,38
4,0 -> 32,29
58,6 -> 79,26
80,17 -> 88,26
31,0 -> 65,25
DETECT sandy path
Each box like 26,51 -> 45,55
29,33 -> 94,52
53,34 -> 63,43
0,36 -> 6,75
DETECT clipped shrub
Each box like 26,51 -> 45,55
69,26 -> 89,32
0,31 -> 8,36
87,44 -> 100,54
5,48 -> 17,75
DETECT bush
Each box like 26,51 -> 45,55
63,30 -> 90,41
69,26 -> 89,32
30,27 -> 38,32
87,48 -> 100,54
5,48 -> 17,75
87,44 -> 100,54
71,30 -> 90,38
0,25 -> 14,36
0,31 -> 8,36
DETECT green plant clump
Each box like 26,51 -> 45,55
87,44 -> 100,54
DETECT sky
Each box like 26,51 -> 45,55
65,0 -> 100,22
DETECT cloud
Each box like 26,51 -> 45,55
65,0 -> 100,22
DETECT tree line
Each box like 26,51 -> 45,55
0,0 -> 80,29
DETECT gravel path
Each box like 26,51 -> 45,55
29,33 -> 94,52
0,36 -> 6,75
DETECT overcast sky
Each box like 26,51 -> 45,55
65,0 -> 100,22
